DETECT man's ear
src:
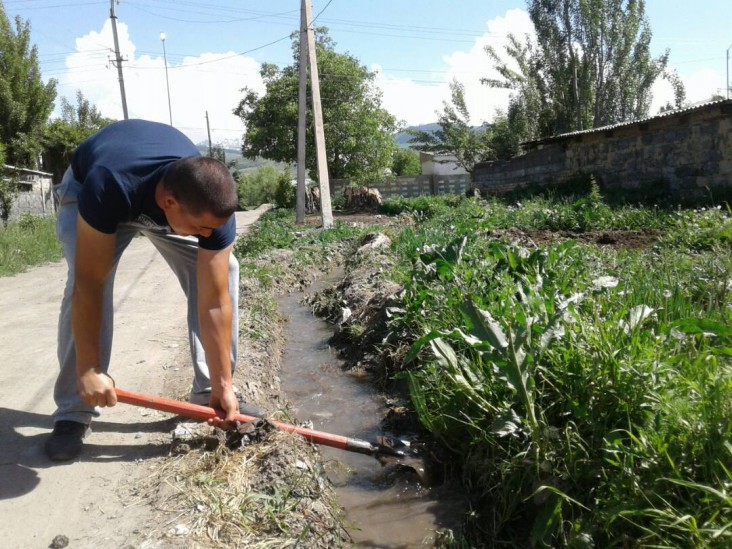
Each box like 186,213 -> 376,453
160,190 -> 179,211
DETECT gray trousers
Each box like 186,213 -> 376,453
53,168 -> 239,424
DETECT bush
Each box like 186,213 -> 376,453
273,169 -> 296,209
0,176 -> 19,226
236,165 -> 283,209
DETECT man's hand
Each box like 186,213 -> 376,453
205,387 -> 239,430
77,368 -> 117,407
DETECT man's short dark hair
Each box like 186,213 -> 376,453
162,156 -> 237,218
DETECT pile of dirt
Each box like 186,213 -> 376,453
305,232 -> 404,380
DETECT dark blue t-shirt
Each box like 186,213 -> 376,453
72,119 -> 235,250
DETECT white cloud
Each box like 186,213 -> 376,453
61,20 -> 262,145
375,8 -> 533,128
651,66 -> 724,112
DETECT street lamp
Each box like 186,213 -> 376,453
160,32 -> 172,125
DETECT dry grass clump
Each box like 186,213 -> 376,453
139,426 -> 348,548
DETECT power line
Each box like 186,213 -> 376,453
313,0 -> 335,22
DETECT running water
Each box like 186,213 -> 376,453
278,281 -> 465,548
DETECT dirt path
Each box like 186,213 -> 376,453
0,206 -> 269,548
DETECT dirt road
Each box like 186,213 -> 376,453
0,206 -> 268,548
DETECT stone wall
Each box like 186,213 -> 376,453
3,170 -> 56,223
473,100 -> 732,201
12,183 -> 55,221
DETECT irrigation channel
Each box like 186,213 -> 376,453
279,278 -> 466,547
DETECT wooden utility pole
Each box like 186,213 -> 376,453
296,2 -> 307,224
205,111 -> 213,157
109,0 -> 128,119
302,0 -> 333,229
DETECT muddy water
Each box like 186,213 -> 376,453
279,286 -> 464,548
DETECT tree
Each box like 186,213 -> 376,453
484,0 -> 685,141
208,144 -> 226,164
234,29 -> 398,183
0,144 -> 19,226
391,147 -> 421,177
0,6 -> 57,167
41,90 -> 114,183
408,80 -> 495,176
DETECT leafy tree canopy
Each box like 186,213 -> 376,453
483,0 -> 686,142
41,90 -> 114,182
391,147 -> 422,177
0,6 -> 57,167
234,28 -> 399,183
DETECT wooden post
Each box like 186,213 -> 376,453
302,0 -> 333,229
296,2 -> 307,224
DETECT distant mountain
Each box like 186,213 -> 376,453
394,123 -> 440,147
195,137 -> 242,154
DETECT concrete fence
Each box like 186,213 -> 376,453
2,166 -> 55,223
330,173 -> 470,199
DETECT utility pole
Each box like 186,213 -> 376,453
205,111 -> 213,157
302,0 -> 333,229
296,1 -> 308,224
160,32 -> 172,125
110,0 -> 128,119
727,43 -> 732,100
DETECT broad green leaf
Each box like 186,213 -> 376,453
461,301 -> 509,350
529,492 -> 563,547
672,319 -> 732,338
491,408 -> 522,436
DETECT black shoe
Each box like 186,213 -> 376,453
236,397 -> 265,418
45,420 -> 90,462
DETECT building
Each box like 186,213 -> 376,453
2,165 -> 55,221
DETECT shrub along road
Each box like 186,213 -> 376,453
0,206 -> 269,547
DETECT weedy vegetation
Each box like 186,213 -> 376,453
0,214 -> 61,276
239,190 -> 731,547
383,195 -> 732,547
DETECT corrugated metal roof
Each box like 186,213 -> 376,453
522,99 -> 731,148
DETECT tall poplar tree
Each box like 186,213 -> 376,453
484,0 -> 685,141
0,4 -> 57,167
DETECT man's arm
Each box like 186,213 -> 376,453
197,243 -> 238,425
73,214 -> 117,407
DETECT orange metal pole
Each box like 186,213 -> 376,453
115,388 -> 379,456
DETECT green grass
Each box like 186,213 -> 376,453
0,214 -> 62,277
234,208 -> 383,271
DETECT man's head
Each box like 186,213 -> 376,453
161,156 -> 237,218
158,156 -> 238,237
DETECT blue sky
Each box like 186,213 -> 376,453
5,0 -> 731,146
